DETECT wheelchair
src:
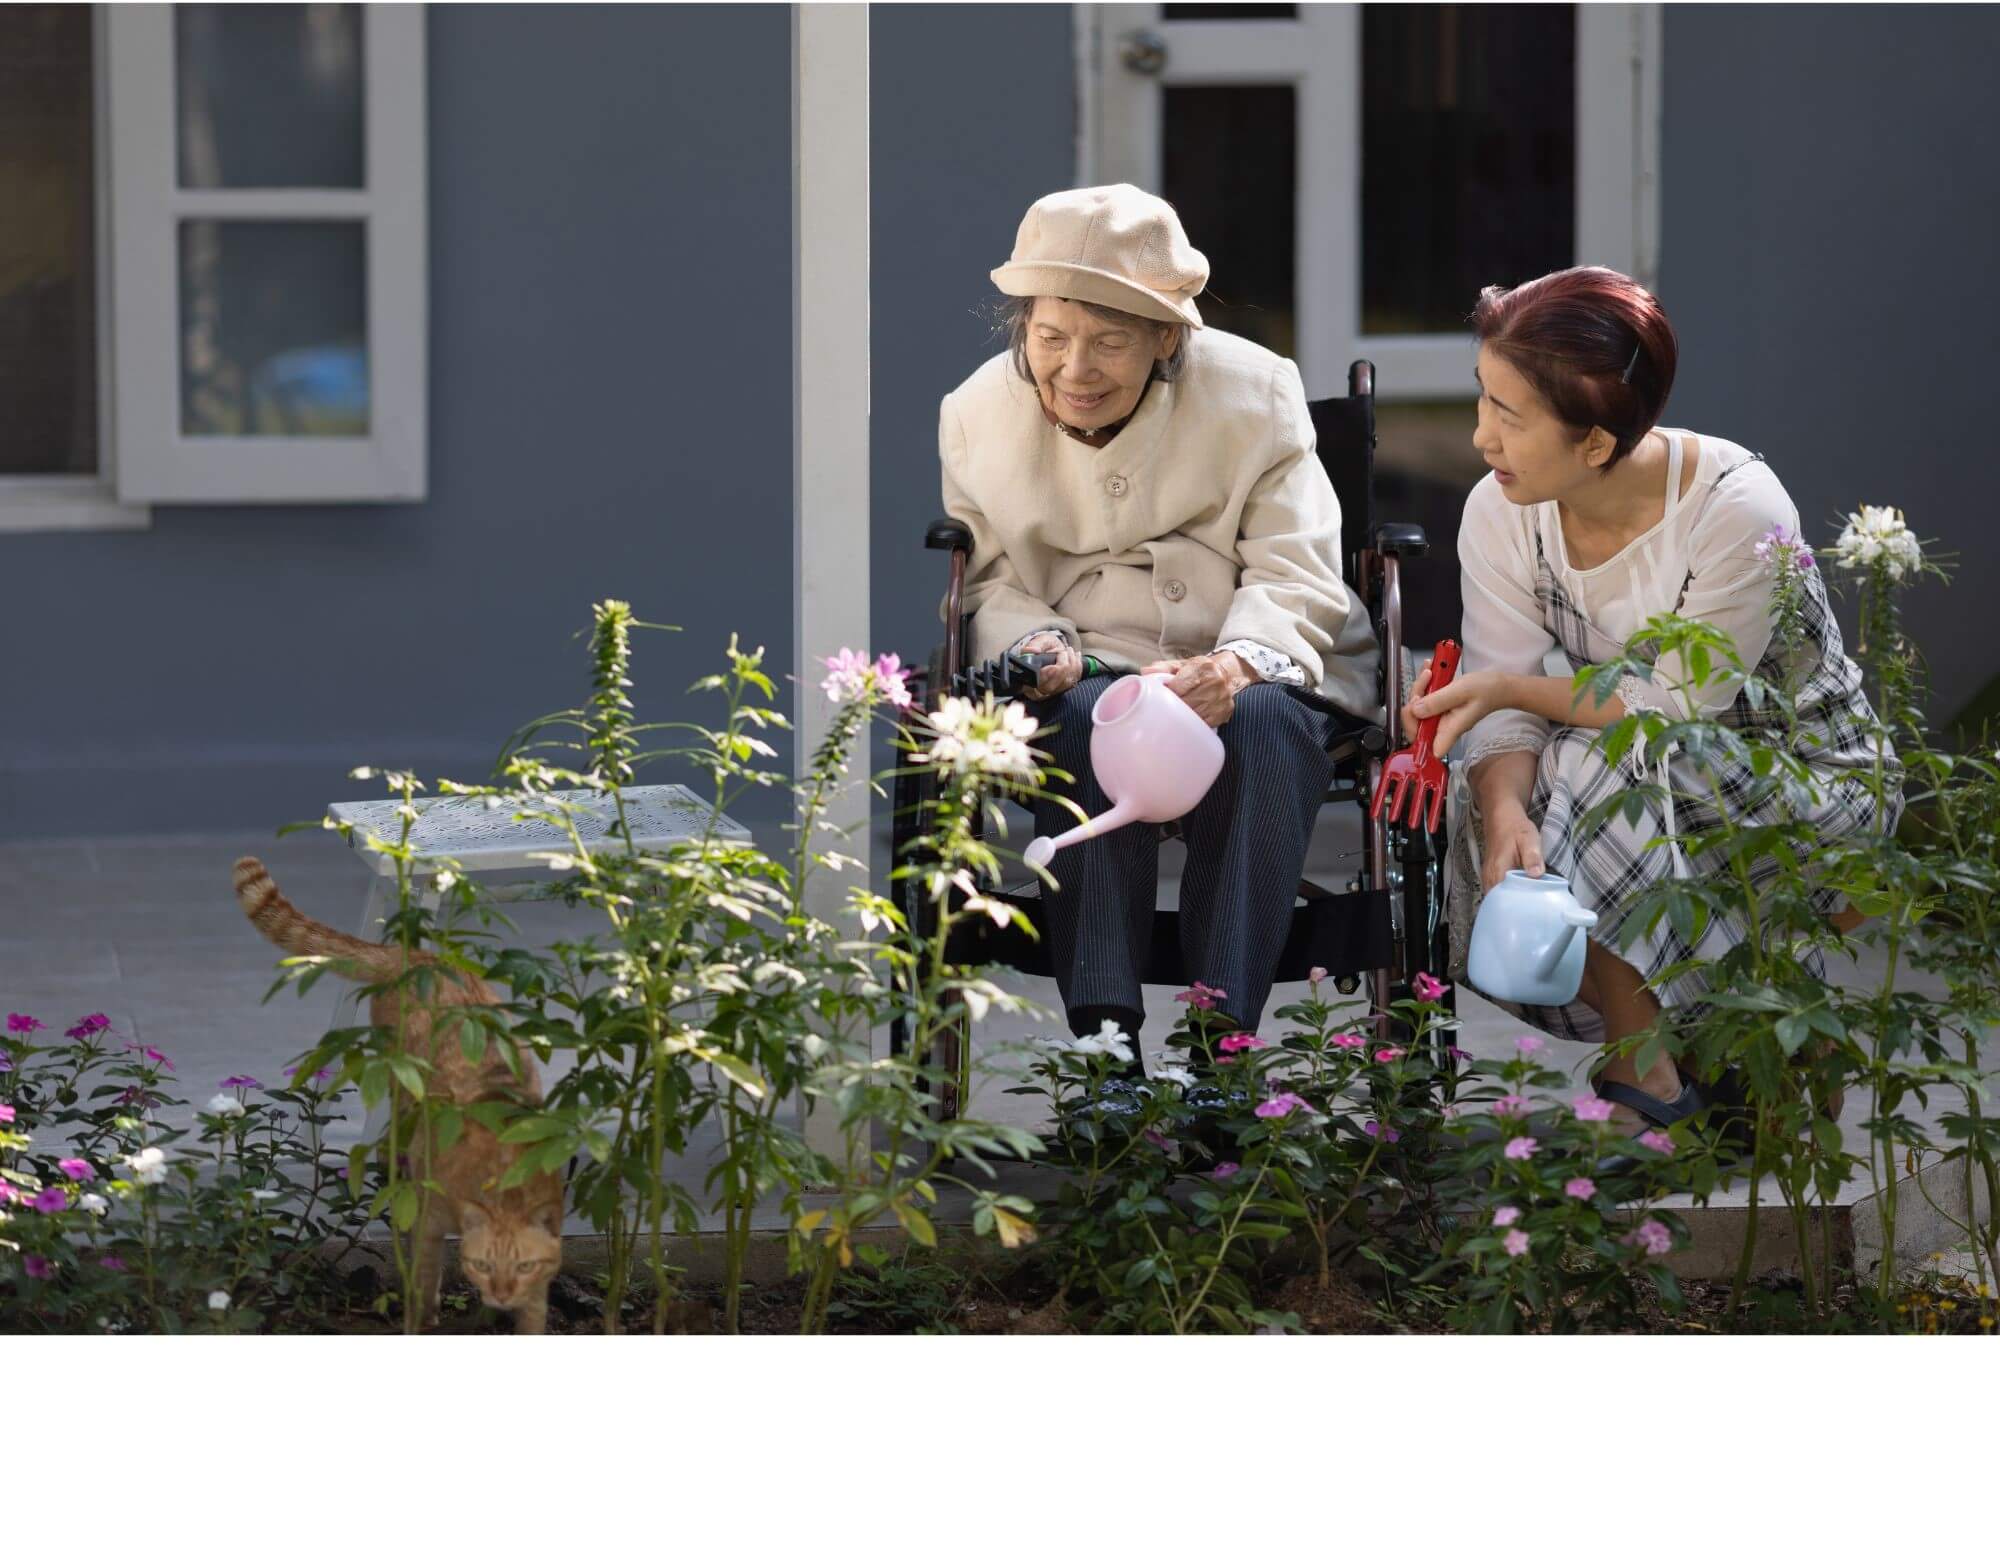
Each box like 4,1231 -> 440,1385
890,362 -> 1454,1117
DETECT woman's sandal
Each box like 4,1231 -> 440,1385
1592,1075 -> 1705,1177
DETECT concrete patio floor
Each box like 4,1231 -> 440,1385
3,808 -> 1990,1260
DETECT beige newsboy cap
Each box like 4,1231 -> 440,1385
991,184 -> 1208,329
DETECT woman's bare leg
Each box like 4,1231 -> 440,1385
1574,940 -> 1682,1135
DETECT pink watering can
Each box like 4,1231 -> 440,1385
1023,673 -> 1225,872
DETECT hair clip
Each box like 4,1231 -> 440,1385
1620,342 -> 1642,384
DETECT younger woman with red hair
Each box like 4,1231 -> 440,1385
1404,266 -> 1895,1141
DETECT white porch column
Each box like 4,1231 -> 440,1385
793,3 -> 870,1156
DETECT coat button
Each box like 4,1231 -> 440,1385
1163,579 -> 1187,602
1106,474 -> 1129,497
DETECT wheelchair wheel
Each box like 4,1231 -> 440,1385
1393,819 -> 1455,1039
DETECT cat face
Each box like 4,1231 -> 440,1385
457,1202 -> 562,1312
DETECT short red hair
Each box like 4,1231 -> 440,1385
1472,266 -> 1678,470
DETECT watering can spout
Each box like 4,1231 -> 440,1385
1532,902 -> 1598,980
1023,799 -> 1142,872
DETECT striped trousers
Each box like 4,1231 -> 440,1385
1031,676 -> 1335,1034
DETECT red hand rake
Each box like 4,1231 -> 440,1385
1370,638 -> 1462,834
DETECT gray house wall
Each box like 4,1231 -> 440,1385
1658,2 -> 1999,725
2,3 -> 796,841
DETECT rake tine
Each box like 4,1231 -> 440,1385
1425,780 -> 1445,833
1385,776 -> 1408,826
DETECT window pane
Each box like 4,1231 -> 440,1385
177,4 -> 364,189
1163,5 -> 1297,18
0,4 -> 97,476
1162,85 -> 1296,360
1361,4 -> 1574,335
180,220 -> 369,437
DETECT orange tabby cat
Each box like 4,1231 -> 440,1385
233,857 -> 564,1333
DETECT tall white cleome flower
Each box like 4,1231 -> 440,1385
916,695 -> 1040,780
121,1147 -> 169,1186
206,1093 -> 246,1118
1834,505 -> 1923,581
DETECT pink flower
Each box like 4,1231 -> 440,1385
5,1013 -> 42,1036
1142,1129 -> 1172,1152
1491,1206 -> 1521,1227
1208,1162 -> 1241,1181
23,1256 -> 54,1280
1503,1228 -> 1531,1258
1504,1136 -> 1539,1161
1373,1047 -> 1404,1064
1490,1093 -> 1530,1118
820,648 -> 914,709
57,1158 -> 95,1181
1572,1097 -> 1615,1123
0,1102 -> 15,1125
66,1013 -> 111,1040
1174,982 -> 1228,1011
1565,1177 -> 1598,1201
1254,1092 -> 1312,1120
97,1255 -> 128,1273
1216,1033 -> 1265,1054
0,1181 -> 18,1205
1412,972 -> 1447,1002
1363,1120 -> 1401,1144
123,1042 -> 175,1072
32,1188 -> 69,1214
1447,1046 -> 1472,1062
1627,1218 -> 1674,1256
219,1074 -> 262,1090
1328,1033 -> 1367,1050
1638,1130 -> 1676,1156
1307,966 -> 1329,985
1513,1035 -> 1544,1055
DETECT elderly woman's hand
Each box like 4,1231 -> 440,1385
1017,631 -> 1084,701
1143,651 -> 1259,729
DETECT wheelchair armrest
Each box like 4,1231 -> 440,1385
1373,523 -> 1429,558
926,518 -> 974,554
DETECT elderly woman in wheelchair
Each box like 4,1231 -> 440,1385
932,185 -> 1382,1076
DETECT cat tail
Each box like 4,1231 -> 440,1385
233,856 -> 427,984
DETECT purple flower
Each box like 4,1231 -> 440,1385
5,1013 -> 43,1036
123,1041 -> 175,1072
285,1064 -> 337,1084
1254,1091 -> 1312,1120
1565,1176 -> 1598,1201
97,1255 -> 128,1273
1364,1120 -> 1402,1144
1491,1205 -> 1521,1227
32,1188 -> 70,1214
219,1074 -> 262,1090
23,1256 -> 55,1280
57,1158 -> 95,1181
1796,549 -> 1816,570
1142,1129 -> 1172,1152
1572,1097 -> 1616,1123
1208,1162 -> 1241,1181
1412,972 -> 1447,1002
1447,1046 -> 1472,1062
1504,1136 -> 1539,1161
0,1049 -> 11,1073
66,1013 -> 111,1040
1627,1218 -> 1674,1257
1638,1130 -> 1676,1156
1503,1228 -> 1531,1258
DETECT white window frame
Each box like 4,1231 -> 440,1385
105,2 -> 427,503
1080,3 -> 1663,401
0,8 -> 148,534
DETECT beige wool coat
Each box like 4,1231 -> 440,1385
938,326 -> 1380,720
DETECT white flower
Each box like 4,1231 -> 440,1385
1070,1026 -> 1134,1063
208,1290 -> 231,1312
207,1093 -> 246,1118
78,1193 -> 110,1216
121,1147 -> 169,1186
1151,1064 -> 1196,1090
433,869 -> 458,892
1835,505 -> 1923,581
249,1189 -> 280,1204
914,695 -> 1042,780
800,1033 -> 827,1060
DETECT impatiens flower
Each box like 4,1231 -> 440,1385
24,1256 -> 54,1280
66,1013 -> 111,1040
1328,1032 -> 1367,1050
1307,966 -> 1329,985
1490,1094 -> 1530,1118
1216,1033 -> 1265,1053
0,1102 -> 14,1124
1565,1177 -> 1598,1201
97,1255 -> 127,1273
1513,1035 -> 1544,1054
206,1094 -> 247,1118
219,1075 -> 261,1091
1151,1065 -> 1195,1090
1208,1162 -> 1240,1181
57,1158 -> 95,1181
1373,1047 -> 1403,1064
1491,1206 -> 1521,1227
1503,1229 -> 1531,1258
1504,1136 -> 1539,1161
1070,1026 -> 1134,1063
1174,981 -> 1228,1011
1638,1129 -> 1676,1156
79,1193 -> 111,1216
821,648 -> 914,710
1254,1091 -> 1312,1120
1412,972 -> 1447,1002
121,1147 -> 170,1186
5,1013 -> 42,1035
1572,1097 -> 1616,1123
1364,1120 -> 1401,1144
1627,1218 -> 1674,1257
32,1188 -> 69,1214
915,695 -> 1039,779
208,1290 -> 232,1312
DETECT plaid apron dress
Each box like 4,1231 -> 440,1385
1447,456 -> 1902,1040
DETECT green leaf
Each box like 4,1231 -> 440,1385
892,1201 -> 937,1248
